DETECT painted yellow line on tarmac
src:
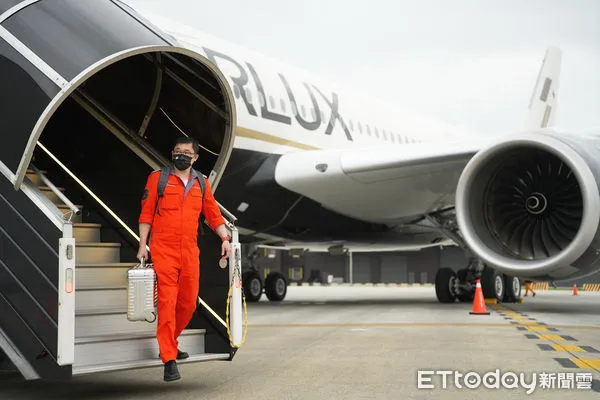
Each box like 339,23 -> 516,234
551,344 -> 598,353
530,334 -> 577,341
522,326 -> 553,332
571,358 -> 600,369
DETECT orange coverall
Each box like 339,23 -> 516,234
139,168 -> 225,363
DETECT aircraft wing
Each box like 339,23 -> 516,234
273,139 -> 492,225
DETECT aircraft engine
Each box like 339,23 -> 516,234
455,130 -> 600,281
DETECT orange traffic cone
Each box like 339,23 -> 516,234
470,279 -> 490,315
573,284 -> 578,296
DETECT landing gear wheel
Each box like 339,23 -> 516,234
264,271 -> 287,301
503,275 -> 521,303
455,268 -> 473,302
435,267 -> 457,303
242,270 -> 263,302
481,266 -> 505,302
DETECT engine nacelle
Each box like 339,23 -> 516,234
455,130 -> 600,281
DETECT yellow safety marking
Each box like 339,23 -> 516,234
570,358 -> 600,369
524,326 -> 551,332
537,334 -> 570,341
531,282 -> 549,290
551,344 -> 587,353
582,283 -> 600,291
513,321 -> 541,325
484,298 -> 497,304
509,317 -> 531,320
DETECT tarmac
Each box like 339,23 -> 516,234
1,285 -> 599,399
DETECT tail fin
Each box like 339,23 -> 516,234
524,47 -> 562,129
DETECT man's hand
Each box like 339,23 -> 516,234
221,240 -> 232,258
137,246 -> 149,261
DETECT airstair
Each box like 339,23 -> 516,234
0,0 -> 243,381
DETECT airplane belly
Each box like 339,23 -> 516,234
273,148 -> 468,223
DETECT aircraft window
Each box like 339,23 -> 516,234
269,96 -> 275,109
383,130 -> 388,140
398,134 -> 402,143
311,108 -> 316,120
301,105 -> 306,118
233,85 -> 240,98
321,110 -> 326,121
374,126 -> 379,138
245,87 -> 253,103
259,92 -> 267,107
280,98 -> 286,112
390,132 -> 395,142
349,120 -> 354,131
366,125 -> 371,136
292,103 -> 298,116
358,122 -> 362,134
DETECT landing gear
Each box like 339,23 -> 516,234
425,212 -> 521,304
503,275 -> 522,303
242,270 -> 263,302
264,271 -> 287,301
481,266 -> 505,302
434,259 -> 521,304
240,244 -> 288,302
242,270 -> 289,302
435,268 -> 457,303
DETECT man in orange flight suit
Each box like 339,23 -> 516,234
137,137 -> 231,382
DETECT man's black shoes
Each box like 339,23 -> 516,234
177,349 -> 189,359
164,360 -> 180,382
159,349 -> 189,360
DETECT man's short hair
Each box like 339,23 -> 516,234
174,137 -> 199,154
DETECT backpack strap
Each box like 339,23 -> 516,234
193,169 -> 207,235
195,169 -> 206,198
156,166 -> 170,216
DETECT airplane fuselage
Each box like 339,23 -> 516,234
143,16 -> 468,248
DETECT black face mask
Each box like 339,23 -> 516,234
172,153 -> 193,171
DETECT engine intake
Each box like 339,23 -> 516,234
456,131 -> 600,279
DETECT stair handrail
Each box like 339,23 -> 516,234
30,164 -> 81,223
35,142 -> 243,337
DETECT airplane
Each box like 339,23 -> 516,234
2,0 -> 599,382
125,3 -> 600,306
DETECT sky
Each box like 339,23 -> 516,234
125,0 -> 600,136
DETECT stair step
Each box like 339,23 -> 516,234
72,353 -> 230,376
76,287 -> 127,314
75,263 -> 136,289
25,170 -> 46,186
76,242 -> 121,264
73,223 -> 102,242
76,329 -> 205,344
76,311 -> 160,336
73,329 -> 206,369
39,186 -> 66,204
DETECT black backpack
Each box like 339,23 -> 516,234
156,166 -> 207,233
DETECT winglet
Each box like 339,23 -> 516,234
524,47 -> 562,130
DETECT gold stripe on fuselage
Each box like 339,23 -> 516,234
235,126 -> 320,150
